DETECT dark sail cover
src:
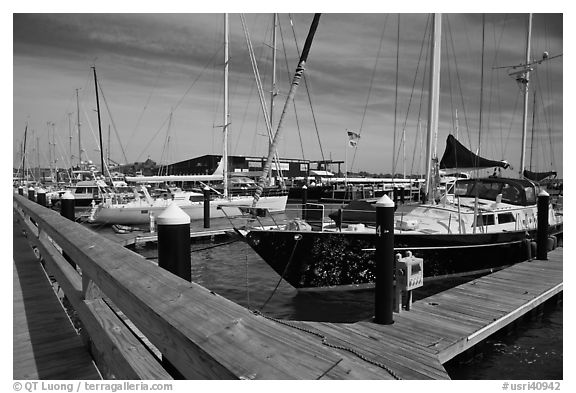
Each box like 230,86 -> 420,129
440,134 -> 510,169
523,169 -> 557,182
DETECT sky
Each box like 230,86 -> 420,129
11,7 -> 564,178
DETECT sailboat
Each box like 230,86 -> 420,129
89,14 -> 287,225
238,14 -> 563,290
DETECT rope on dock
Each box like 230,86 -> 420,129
251,310 -> 402,380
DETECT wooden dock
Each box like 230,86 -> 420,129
88,217 -> 234,247
13,194 -> 563,380
13,217 -> 101,380
285,248 -> 563,379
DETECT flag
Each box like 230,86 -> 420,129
347,131 -> 360,147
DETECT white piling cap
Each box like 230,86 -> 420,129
302,185 -> 307,189
374,194 -> 394,208
203,185 -> 211,191
538,190 -> 549,197
157,203 -> 191,226
61,190 -> 75,200
37,188 -> 46,194
28,186 -> 35,191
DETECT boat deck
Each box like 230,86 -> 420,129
13,217 -> 102,380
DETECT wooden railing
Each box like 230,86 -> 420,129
12,194 -> 355,380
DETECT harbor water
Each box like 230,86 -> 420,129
135,231 -> 563,380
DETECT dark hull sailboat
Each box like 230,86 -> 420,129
240,140 -> 563,290
244,224 -> 561,289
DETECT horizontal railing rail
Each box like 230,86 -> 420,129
13,194 -> 365,380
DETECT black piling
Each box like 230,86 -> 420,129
60,191 -> 76,268
18,186 -> 23,196
36,188 -> 47,207
28,186 -> 35,202
157,204 -> 191,282
374,194 -> 395,325
537,190 -> 550,261
301,185 -> 308,220
156,204 -> 191,378
203,186 -> 211,229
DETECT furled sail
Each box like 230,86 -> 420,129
523,169 -> 557,182
440,134 -> 510,170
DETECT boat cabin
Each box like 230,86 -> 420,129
454,178 -> 540,206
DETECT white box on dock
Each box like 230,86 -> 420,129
395,219 -> 418,231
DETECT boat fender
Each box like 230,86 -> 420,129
522,239 -> 532,261
150,213 -> 156,234
530,241 -> 537,260
547,237 -> 556,251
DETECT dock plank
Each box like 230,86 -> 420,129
13,216 -> 101,380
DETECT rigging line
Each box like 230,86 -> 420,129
491,14 -> 509,159
126,65 -> 164,151
502,90 -> 521,159
410,15 -> 431,176
240,14 -> 285,182
392,14 -> 400,176
446,15 -> 472,149
288,13 -> 326,164
533,73 -> 555,171
477,14 -> 486,171
444,21 -> 456,133
279,16 -> 305,159
350,14 -> 389,171
393,14 -> 429,174
135,46 -> 222,162
97,81 -> 129,164
259,238 -> 300,312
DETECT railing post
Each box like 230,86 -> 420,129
203,186 -> 211,229
374,194 -> 395,325
301,185 -> 308,220
537,190 -> 550,260
36,188 -> 46,207
28,186 -> 35,201
18,186 -> 23,196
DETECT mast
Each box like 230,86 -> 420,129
22,124 -> 28,184
270,13 -> 277,135
529,89 -> 537,170
269,13 -> 278,185
76,88 -> 82,166
425,13 -> 442,201
68,113 -> 72,168
107,124 -> 111,170
223,13 -> 229,198
519,13 -> 532,178
47,122 -> 52,179
252,13 -> 321,207
92,66 -> 105,179
36,135 -> 40,183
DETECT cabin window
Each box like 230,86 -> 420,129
524,187 -> 536,204
497,213 -> 516,224
501,183 -> 523,205
476,214 -> 495,226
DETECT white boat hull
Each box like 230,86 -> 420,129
90,195 -> 288,225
